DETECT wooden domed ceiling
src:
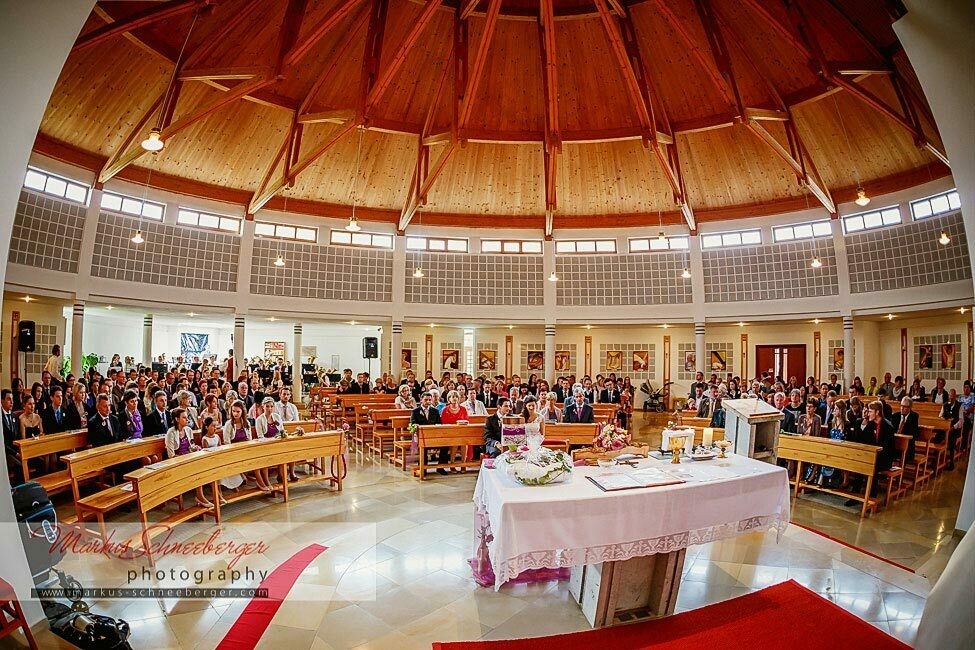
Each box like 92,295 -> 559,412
37,0 -> 950,233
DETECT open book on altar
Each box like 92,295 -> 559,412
586,467 -> 685,492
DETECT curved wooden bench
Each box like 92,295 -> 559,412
63,435 -> 167,539
124,429 -> 345,565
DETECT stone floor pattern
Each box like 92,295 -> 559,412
9,412 -> 967,650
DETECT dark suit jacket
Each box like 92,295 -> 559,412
889,410 -> 919,458
554,387 -> 568,403
696,397 -> 720,419
42,407 -> 69,434
599,389 -> 621,404
143,408 -> 172,437
348,382 -> 371,395
410,405 -> 441,426
940,401 -> 961,425
855,418 -> 898,471
930,388 -> 949,404
87,414 -> 121,447
2,410 -> 19,456
563,403 -> 594,424
480,391 -> 498,409
64,401 -> 90,430
484,413 -> 503,456
582,388 -> 597,404
780,409 -> 797,434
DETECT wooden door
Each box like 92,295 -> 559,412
755,345 -> 807,383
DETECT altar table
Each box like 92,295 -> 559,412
472,453 -> 790,626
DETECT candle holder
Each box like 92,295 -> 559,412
715,439 -> 732,458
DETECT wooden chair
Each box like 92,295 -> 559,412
878,434 -> 910,506
0,578 -> 36,650
903,429 -> 932,491
415,424 -> 484,479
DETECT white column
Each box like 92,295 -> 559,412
293,322 -> 303,403
544,323 -> 556,384
70,300 -> 85,378
391,320 -> 403,380
843,315 -> 854,393
695,322 -> 706,375
233,314 -> 245,380
142,314 -> 153,367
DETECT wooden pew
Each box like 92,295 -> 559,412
63,435 -> 167,539
777,435 -> 881,518
125,429 -> 345,565
13,429 -> 96,495
416,424 -> 484,479
542,423 -> 600,450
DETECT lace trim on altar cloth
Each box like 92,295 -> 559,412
489,513 -> 789,589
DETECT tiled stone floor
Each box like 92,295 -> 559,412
8,416 -> 966,650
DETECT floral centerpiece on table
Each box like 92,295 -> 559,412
498,435 -> 572,486
594,423 -> 630,451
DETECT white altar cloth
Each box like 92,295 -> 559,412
473,454 -> 790,588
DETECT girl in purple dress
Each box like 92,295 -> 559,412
165,408 -> 212,508
222,400 -> 272,492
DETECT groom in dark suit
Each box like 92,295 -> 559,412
87,394 -> 121,447
563,391 -> 595,423
483,398 -> 512,457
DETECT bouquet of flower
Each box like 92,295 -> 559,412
593,423 -> 630,451
498,446 -> 572,486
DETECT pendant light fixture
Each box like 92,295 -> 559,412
548,271 -> 559,282
681,267 -> 691,279
346,126 -> 364,232
274,195 -> 288,268
810,257 -> 822,269
141,9 -> 199,152
131,154 -> 156,245
833,95 -> 869,207
412,266 -> 424,278
939,230 -> 951,245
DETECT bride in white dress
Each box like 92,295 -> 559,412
521,396 -> 546,448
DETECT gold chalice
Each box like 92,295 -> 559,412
669,435 -> 687,464
715,439 -> 732,458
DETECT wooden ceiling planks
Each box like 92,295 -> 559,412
32,0 -> 948,228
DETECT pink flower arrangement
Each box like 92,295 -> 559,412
594,424 -> 630,452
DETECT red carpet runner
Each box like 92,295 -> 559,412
216,543 -> 328,650
432,580 -> 909,650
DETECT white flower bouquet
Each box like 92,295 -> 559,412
498,445 -> 572,486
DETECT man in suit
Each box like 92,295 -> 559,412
889,397 -> 919,460
939,389 -> 962,470
688,372 -> 707,400
818,391 -> 838,428
144,390 -> 172,437
773,392 -> 797,434
42,387 -> 69,434
483,397 -> 512,457
600,379 -> 621,405
564,391 -> 595,424
88,394 -> 121,447
697,385 -> 725,427
349,373 -> 372,394
553,378 -> 570,404
480,382 -> 498,409
845,400 -> 898,506
2,390 -> 21,479
411,392 -> 447,475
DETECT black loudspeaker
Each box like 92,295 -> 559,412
18,321 -> 36,353
363,337 -> 379,359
